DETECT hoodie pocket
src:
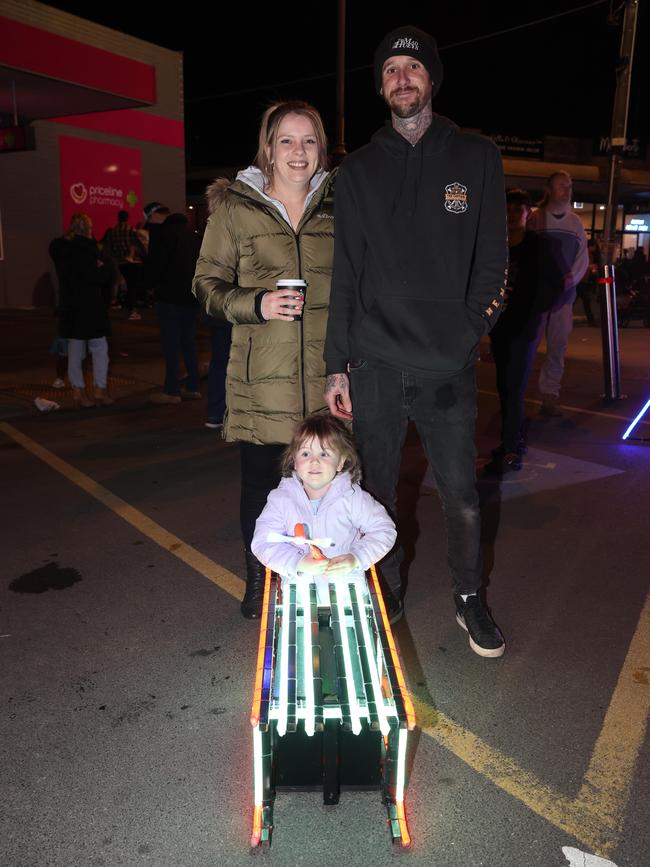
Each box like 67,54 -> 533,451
356,296 -> 481,373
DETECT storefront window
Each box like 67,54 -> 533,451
621,214 -> 650,256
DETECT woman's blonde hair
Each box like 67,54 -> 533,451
255,100 -> 328,185
538,170 -> 571,208
281,414 -> 361,483
66,213 -> 93,238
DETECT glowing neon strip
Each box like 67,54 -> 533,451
264,705 -> 398,721
310,582 -> 324,732
622,397 -> 650,440
277,583 -> 290,737
253,726 -> 263,805
348,582 -> 379,729
250,569 -> 272,726
335,582 -> 362,735
251,805 -> 263,848
286,584 -> 297,732
299,579 -> 315,736
395,727 -> 408,802
353,582 -> 391,736
329,581 -> 352,728
251,727 -> 263,846
395,800 -> 411,848
369,566 -> 416,731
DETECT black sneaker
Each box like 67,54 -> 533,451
483,451 -> 522,476
454,594 -> 505,658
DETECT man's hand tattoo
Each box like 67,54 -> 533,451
325,373 -> 349,393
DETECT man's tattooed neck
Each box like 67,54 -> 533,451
393,104 -> 433,146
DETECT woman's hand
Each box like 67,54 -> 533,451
260,288 -> 304,321
324,554 -> 359,575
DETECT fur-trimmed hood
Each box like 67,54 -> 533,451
205,166 -> 329,216
205,177 -> 233,214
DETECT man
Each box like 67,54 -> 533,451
485,189 -> 563,474
103,210 -> 138,316
144,201 -> 201,405
527,172 -> 589,416
324,25 -> 508,658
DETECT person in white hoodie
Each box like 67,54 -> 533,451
252,414 -> 396,585
527,171 -> 589,416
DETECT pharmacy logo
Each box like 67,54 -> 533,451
70,182 -> 88,205
126,190 -> 138,208
444,182 -> 468,214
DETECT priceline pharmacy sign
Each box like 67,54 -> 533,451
59,136 -> 142,238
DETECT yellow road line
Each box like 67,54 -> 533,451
0,422 -> 245,600
576,593 -> 650,840
415,699 -> 612,855
407,591 -> 650,858
478,388 -> 650,427
3,420 -> 648,858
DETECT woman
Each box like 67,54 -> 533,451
193,100 -> 335,619
49,213 -> 114,407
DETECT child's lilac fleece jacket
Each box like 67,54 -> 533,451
251,471 -> 396,578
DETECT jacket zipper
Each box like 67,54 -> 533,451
295,231 -> 306,418
246,335 -> 252,383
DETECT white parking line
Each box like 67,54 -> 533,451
478,389 -> 650,427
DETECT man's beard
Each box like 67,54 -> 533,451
386,87 -> 426,119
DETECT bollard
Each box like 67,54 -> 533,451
598,265 -> 623,400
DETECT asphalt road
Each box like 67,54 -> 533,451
1,311 -> 649,867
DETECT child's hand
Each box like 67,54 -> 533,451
297,554 -> 329,575
324,554 -> 359,576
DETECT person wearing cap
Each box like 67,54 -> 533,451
324,25 -> 507,657
143,202 -> 201,405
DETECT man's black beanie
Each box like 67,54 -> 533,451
373,25 -> 443,97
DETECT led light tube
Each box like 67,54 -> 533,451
622,397 -> 650,440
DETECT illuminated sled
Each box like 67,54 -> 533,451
249,524 -> 416,848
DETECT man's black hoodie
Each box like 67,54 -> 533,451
146,213 -> 199,306
325,115 -> 507,377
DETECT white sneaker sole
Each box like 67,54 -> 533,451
456,613 -> 505,658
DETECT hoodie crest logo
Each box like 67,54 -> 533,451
444,182 -> 468,214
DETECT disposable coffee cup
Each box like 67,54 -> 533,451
276,279 -> 307,321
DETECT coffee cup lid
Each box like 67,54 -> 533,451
276,279 -> 306,287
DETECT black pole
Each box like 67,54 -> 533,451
600,0 -> 639,400
599,265 -> 622,400
332,0 -> 347,163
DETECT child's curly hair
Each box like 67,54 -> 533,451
281,414 -> 361,482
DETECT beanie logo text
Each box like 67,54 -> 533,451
391,37 -> 419,51
444,182 -> 468,214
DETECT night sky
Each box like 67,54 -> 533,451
43,1 -> 649,169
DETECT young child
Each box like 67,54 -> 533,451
251,414 -> 396,578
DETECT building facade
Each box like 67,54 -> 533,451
0,0 -> 185,308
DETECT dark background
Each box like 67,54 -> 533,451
43,1 -> 649,169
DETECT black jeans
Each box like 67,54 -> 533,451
490,331 -> 538,452
239,442 -> 284,552
119,262 -> 145,311
155,302 -> 199,396
349,360 -> 481,597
